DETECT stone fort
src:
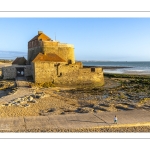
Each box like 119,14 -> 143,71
2,31 -> 104,86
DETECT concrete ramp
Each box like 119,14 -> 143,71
16,77 -> 29,87
0,109 -> 150,132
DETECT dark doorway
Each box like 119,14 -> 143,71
68,59 -> 72,64
91,68 -> 95,72
16,67 -> 24,77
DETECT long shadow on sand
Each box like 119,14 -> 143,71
68,119 -> 104,123
69,119 -> 114,126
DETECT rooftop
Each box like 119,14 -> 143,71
28,31 -> 51,42
12,57 -> 27,65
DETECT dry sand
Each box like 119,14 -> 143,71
0,76 -> 149,118
0,76 -> 119,118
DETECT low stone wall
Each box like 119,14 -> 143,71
2,65 -> 32,79
2,66 -> 16,79
55,68 -> 104,86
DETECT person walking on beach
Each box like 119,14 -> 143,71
114,115 -> 117,124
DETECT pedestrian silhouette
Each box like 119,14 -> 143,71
114,115 -> 117,124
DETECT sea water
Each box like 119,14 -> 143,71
82,61 -> 150,75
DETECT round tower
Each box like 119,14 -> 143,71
58,43 -> 75,64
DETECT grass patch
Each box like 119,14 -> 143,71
139,98 -> 150,104
104,73 -> 150,79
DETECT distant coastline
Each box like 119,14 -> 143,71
0,51 -> 27,60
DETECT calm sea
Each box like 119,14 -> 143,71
82,61 -> 150,75
1,51 -> 150,75
0,51 -> 27,60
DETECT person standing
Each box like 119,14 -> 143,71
21,71 -> 24,76
114,115 -> 117,124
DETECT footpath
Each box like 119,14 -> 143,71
0,109 -> 150,131
0,77 -> 34,104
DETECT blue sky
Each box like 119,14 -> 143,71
1,18 -> 150,61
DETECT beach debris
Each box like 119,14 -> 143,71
39,108 -> 57,116
47,108 -> 56,112
76,107 -> 89,113
22,104 -> 30,107
1,92 -> 47,108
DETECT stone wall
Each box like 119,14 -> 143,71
58,43 -> 75,64
58,63 -> 80,75
28,46 -> 43,64
55,67 -> 104,86
42,41 -> 75,64
24,65 -> 32,76
78,68 -> 104,85
33,61 -> 104,86
2,65 -> 32,79
28,41 -> 75,65
42,41 -> 59,54
2,66 -> 16,79
33,61 -> 66,83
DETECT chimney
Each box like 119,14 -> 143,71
38,31 -> 43,35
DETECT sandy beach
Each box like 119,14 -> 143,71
0,62 -> 150,132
